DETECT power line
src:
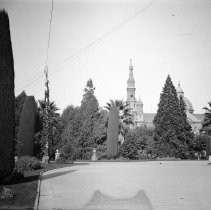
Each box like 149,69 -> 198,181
16,0 -> 157,94
45,0 -> 54,67
51,0 -> 157,72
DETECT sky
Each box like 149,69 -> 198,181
1,0 -> 211,114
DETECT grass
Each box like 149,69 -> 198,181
0,162 -> 72,210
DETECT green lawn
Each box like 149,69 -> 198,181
0,162 -> 72,210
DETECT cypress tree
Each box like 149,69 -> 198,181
78,79 -> 99,159
107,101 -> 119,158
18,96 -> 37,156
153,75 -> 183,157
0,10 -> 15,182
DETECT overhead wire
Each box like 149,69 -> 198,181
16,0 -> 157,94
45,0 -> 54,67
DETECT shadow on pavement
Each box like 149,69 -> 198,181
83,190 -> 154,210
72,162 -> 90,166
42,169 -> 76,180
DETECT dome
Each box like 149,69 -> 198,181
183,96 -> 194,114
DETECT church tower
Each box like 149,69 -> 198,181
127,59 -> 136,109
126,60 -> 144,127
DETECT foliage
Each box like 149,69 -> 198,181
15,91 -> 27,141
15,156 -> 42,171
189,134 -> 208,158
18,96 -> 37,156
59,79 -> 111,160
60,80 -> 118,160
119,131 -> 138,159
202,101 -> 211,135
60,79 -> 101,160
105,99 -> 133,137
119,126 -> 155,159
79,79 -> 99,151
178,96 -> 194,158
0,10 -> 15,182
60,105 -> 82,156
107,101 -> 119,158
96,142 -> 107,160
37,100 -> 61,160
93,109 -> 108,145
57,142 -> 75,163
153,75 -> 193,159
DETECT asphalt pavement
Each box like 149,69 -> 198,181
37,161 -> 211,210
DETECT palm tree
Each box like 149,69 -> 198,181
202,101 -> 211,135
37,100 -> 60,159
105,100 -> 133,137
38,100 -> 59,115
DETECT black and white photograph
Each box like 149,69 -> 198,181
0,0 -> 211,209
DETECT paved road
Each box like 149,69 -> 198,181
38,161 -> 211,210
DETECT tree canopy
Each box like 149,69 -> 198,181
153,75 -> 193,158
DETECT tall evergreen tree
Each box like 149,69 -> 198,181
178,96 -> 194,157
18,96 -> 37,156
153,75 -> 189,158
0,10 -> 15,182
78,79 -> 99,159
107,101 -> 119,158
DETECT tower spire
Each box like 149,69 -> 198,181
129,59 -> 133,71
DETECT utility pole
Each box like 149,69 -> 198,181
42,65 -> 50,163
42,0 -> 54,163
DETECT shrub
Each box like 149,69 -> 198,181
119,138 -> 138,159
96,143 -> 107,160
0,10 -> 15,183
15,156 -> 41,171
59,142 -> 76,162
156,156 -> 180,161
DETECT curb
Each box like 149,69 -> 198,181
33,164 -> 72,210
34,170 -> 45,210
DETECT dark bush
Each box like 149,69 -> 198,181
96,143 -> 107,160
15,156 -> 41,171
119,138 -> 139,159
59,142 -> 76,162
11,167 -> 24,181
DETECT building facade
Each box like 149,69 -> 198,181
126,60 -> 203,132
